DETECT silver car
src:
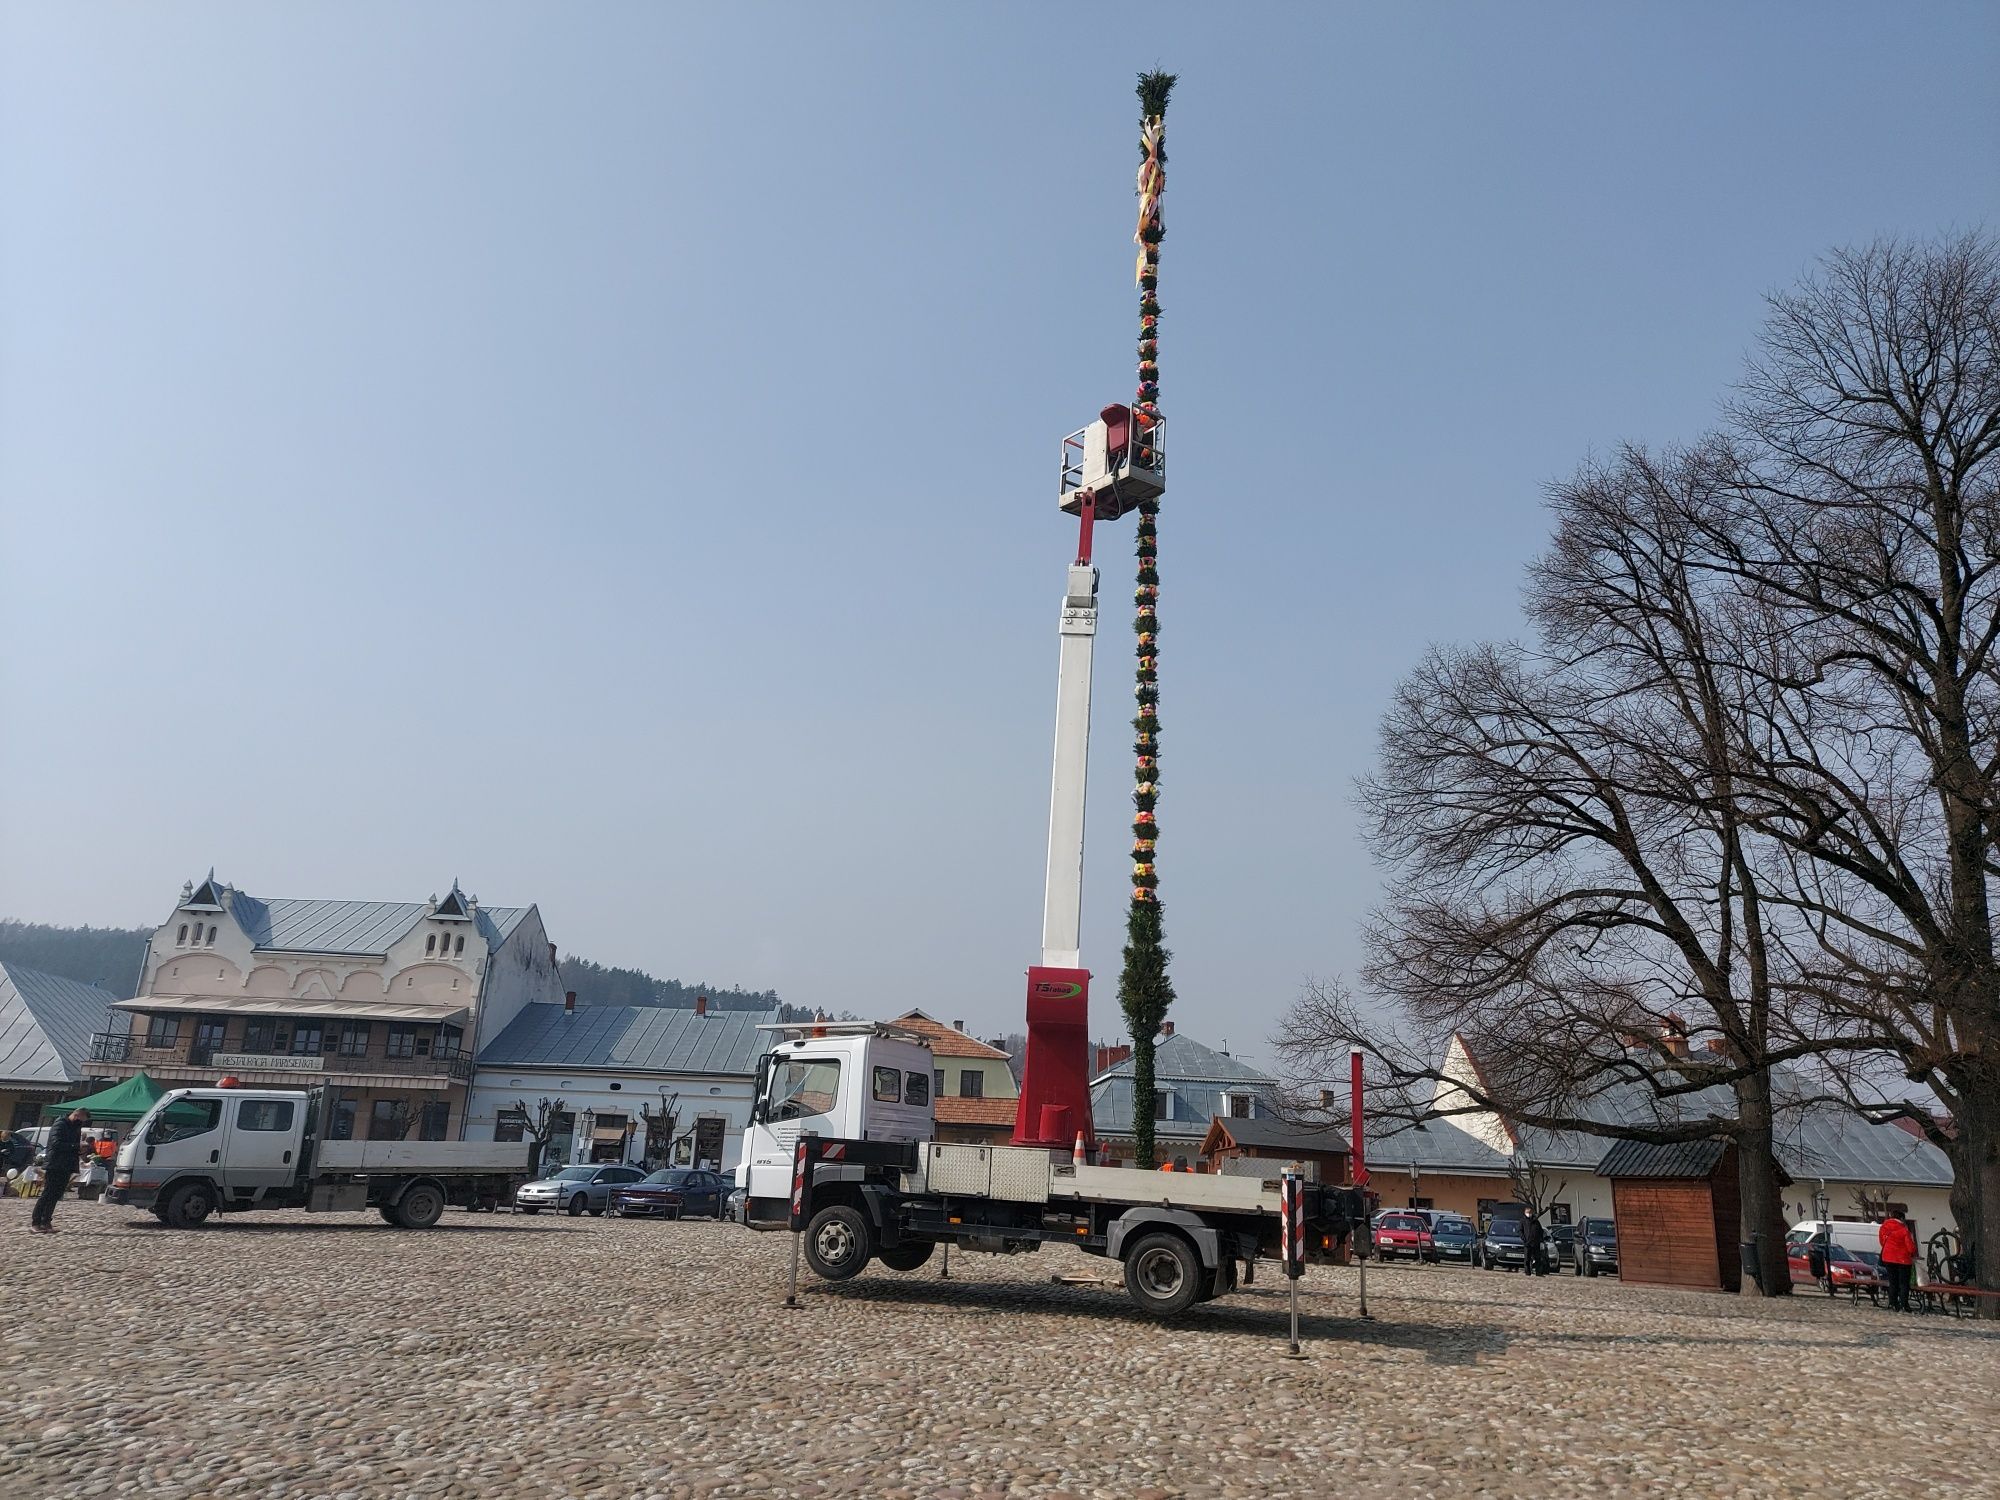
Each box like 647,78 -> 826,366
514,1164 -> 647,1216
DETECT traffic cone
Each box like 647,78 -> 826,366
1073,1132 -> 1087,1166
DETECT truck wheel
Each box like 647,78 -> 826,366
395,1183 -> 445,1229
1123,1232 -> 1203,1317
876,1241 -> 935,1272
160,1181 -> 216,1230
803,1204 -> 873,1281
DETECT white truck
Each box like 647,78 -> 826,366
737,1022 -> 1367,1317
106,1085 -> 529,1229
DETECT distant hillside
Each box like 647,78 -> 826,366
0,919 -> 805,1020
0,921 -> 148,996
555,955 -> 808,1019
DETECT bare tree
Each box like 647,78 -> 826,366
512,1096 -> 568,1176
1506,1155 -> 1570,1224
641,1091 -> 680,1168
1684,232 -> 2000,1305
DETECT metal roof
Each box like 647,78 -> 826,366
1091,1032 -> 1274,1086
205,890 -> 531,956
0,962 -> 120,1086
1206,1116 -> 1352,1155
1367,1119 -> 1514,1173
1596,1138 -> 1730,1180
476,1004 -> 780,1077
1454,1044 -> 1956,1188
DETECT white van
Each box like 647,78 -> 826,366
1787,1218 -> 1893,1260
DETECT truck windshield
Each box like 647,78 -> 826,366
768,1058 -> 841,1122
145,1098 -> 223,1145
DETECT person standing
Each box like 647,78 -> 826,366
1522,1212 -> 1547,1276
1878,1209 -> 1918,1312
30,1108 -> 89,1234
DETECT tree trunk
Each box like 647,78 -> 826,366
1953,1069 -> 2000,1315
1131,1033 -> 1158,1171
1733,1076 -> 1792,1297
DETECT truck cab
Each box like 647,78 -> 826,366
116,1087 -> 311,1213
737,1022 -> 934,1226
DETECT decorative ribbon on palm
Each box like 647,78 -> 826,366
1120,70 -> 1177,1169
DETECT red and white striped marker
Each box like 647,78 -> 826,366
1073,1132 -> 1087,1166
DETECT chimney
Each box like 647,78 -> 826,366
548,942 -> 559,965
952,1019 -> 965,1033
564,990 -> 576,1014
1704,1038 -> 1730,1056
1660,1014 -> 1688,1058
695,994 -> 708,1018
1161,1020 -> 1175,1038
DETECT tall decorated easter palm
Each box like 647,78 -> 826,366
1120,71 -> 1177,1168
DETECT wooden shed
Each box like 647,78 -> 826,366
1596,1139 -> 1742,1293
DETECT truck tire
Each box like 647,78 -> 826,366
803,1204 -> 873,1281
394,1183 -> 446,1229
1123,1231 -> 1203,1317
160,1180 -> 216,1230
876,1241 -> 935,1272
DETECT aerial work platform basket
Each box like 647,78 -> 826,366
1060,403 -> 1165,520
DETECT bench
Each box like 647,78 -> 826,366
1914,1282 -> 2000,1318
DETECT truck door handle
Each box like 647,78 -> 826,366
209,1149 -> 220,1163
282,1150 -> 292,1163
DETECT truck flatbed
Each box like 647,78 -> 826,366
316,1140 -> 526,1174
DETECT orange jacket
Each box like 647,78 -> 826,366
1878,1217 -> 1917,1266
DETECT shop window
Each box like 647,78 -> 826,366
495,1109 -> 527,1144
369,1099 -> 411,1139
327,1099 -> 357,1141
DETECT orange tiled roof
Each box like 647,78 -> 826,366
898,1010 -> 1010,1060
936,1096 -> 1021,1128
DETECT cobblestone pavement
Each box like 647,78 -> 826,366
3,1197 -> 1995,1500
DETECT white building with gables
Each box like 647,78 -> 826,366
91,872 -> 565,1142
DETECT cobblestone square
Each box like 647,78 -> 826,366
4,1199 -> 1995,1499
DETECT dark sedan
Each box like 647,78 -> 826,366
609,1168 -> 729,1220
1431,1214 -> 1480,1263
1478,1217 -> 1530,1270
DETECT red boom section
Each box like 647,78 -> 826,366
1012,966 -> 1096,1150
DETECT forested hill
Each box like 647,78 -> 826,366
0,921 -> 149,994
0,920 -> 798,1017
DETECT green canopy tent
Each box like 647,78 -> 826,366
41,1071 -> 167,1123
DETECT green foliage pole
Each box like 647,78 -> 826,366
1120,71 -> 1177,1169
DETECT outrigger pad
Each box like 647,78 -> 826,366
1013,966 -> 1095,1151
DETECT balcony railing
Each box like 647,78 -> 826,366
88,1033 -> 472,1082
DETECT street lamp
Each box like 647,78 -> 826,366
1812,1181 -> 1831,1287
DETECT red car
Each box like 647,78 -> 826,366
1373,1211 -> 1437,1262
1787,1239 -> 1885,1300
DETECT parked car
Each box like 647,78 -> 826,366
1787,1237 -> 1886,1300
1547,1224 -> 1577,1273
724,1185 -> 746,1223
1430,1214 -> 1479,1263
1373,1211 -> 1437,1261
609,1168 -> 728,1220
1477,1216 -> 1529,1270
514,1163 -> 648,1216
1571,1216 -> 1618,1276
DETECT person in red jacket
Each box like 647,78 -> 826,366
1878,1210 -> 1918,1312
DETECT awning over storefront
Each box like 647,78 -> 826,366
113,995 -> 468,1026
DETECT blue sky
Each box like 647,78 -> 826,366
3,5 -> 1995,1061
